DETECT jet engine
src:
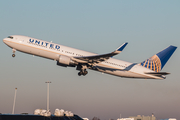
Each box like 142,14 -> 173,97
57,55 -> 76,67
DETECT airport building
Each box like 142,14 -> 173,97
117,118 -> 134,120
160,118 -> 177,120
117,114 -> 156,120
129,115 -> 156,120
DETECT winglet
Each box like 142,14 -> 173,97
116,42 -> 128,51
114,42 -> 128,54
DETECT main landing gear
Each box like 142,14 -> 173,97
77,64 -> 88,76
12,49 -> 16,57
78,69 -> 88,76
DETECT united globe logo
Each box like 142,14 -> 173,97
140,55 -> 161,72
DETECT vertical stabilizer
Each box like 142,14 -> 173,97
140,45 -> 177,72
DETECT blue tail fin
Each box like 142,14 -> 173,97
140,45 -> 177,72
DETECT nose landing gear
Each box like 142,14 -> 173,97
12,49 -> 16,57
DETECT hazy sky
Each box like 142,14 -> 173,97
0,1 -> 180,120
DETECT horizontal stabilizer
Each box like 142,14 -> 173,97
145,72 -> 170,76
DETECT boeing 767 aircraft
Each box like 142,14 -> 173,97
3,35 -> 177,79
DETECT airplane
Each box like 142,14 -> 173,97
3,35 -> 177,79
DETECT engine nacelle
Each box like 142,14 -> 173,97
57,55 -> 76,67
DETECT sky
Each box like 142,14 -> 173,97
0,0 -> 180,120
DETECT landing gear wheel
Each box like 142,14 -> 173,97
83,70 -> 88,76
84,70 -> 88,75
78,72 -> 81,76
12,54 -> 15,57
78,71 -> 83,76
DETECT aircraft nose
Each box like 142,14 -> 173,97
3,38 -> 7,44
3,38 -> 9,45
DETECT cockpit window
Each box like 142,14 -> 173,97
8,36 -> 13,39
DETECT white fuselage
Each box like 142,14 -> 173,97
3,35 -> 165,79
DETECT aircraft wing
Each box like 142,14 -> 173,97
72,42 -> 128,64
